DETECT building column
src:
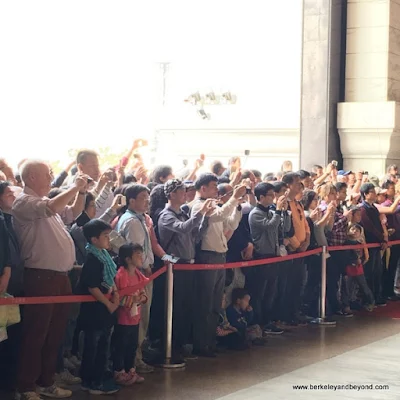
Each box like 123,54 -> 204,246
300,0 -> 346,170
338,0 -> 400,174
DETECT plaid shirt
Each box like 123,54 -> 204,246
320,202 -> 348,246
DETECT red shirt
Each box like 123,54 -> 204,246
115,267 -> 148,325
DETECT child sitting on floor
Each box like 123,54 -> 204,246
226,288 -> 267,346
216,292 -> 245,350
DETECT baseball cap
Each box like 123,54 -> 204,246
164,179 -> 185,197
337,170 -> 352,176
375,187 -> 387,196
368,175 -> 380,187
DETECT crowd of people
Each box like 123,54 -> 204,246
0,140 -> 400,399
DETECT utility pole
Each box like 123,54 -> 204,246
151,62 -> 170,166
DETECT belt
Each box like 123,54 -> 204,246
25,268 -> 69,276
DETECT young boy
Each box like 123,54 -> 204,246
78,219 -> 120,395
226,288 -> 266,346
344,224 -> 375,312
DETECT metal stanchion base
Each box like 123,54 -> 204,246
309,317 -> 337,326
159,361 -> 186,370
155,358 -> 186,370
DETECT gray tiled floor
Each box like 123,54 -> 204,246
218,333 -> 400,400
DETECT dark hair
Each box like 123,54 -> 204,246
125,183 -> 150,204
217,183 -> 232,197
360,183 -> 375,199
312,165 -> 323,173
282,172 -> 300,185
382,180 -> 395,190
217,176 -> 230,184
263,172 -> 276,182
335,182 -> 348,192
241,170 -> 253,180
231,288 -> 249,304
123,173 -> 137,185
387,164 -> 398,173
76,149 -> 98,165
272,181 -> 288,193
83,219 -> 112,243
211,161 -> 224,176
302,189 -> 317,211
149,184 -> 168,219
84,192 -> 95,210
251,169 -> 262,179
71,166 -> 78,176
151,165 -> 173,184
0,181 -> 11,196
48,188 -> 64,199
195,173 -> 218,191
297,169 -> 311,180
118,243 -> 144,269
350,223 -> 362,233
254,182 -> 274,201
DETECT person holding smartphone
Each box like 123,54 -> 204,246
158,179 -> 214,360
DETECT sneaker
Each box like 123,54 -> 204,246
335,310 -> 354,318
68,356 -> 81,368
364,304 -> 375,312
62,358 -> 75,371
55,370 -> 82,385
376,300 -> 387,307
263,323 -> 284,335
114,371 -> 135,386
15,392 -> 44,400
89,381 -> 120,395
37,384 -> 72,398
180,346 -> 198,360
128,369 -> 145,384
135,362 -> 155,374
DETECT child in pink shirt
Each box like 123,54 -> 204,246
112,243 -> 149,385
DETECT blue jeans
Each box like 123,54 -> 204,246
80,327 -> 112,386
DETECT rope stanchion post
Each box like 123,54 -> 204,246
310,246 -> 336,326
160,262 -> 185,369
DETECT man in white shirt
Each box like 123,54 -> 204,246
191,173 -> 246,357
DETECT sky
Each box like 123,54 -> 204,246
0,0 -> 302,168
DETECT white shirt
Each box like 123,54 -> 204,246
191,197 -> 240,253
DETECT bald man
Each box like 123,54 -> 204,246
13,160 -> 88,400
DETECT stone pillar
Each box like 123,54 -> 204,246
300,0 -> 346,170
338,0 -> 400,174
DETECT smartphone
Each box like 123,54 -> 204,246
246,188 -> 252,194
162,254 -> 180,264
119,196 -> 127,206
75,211 -> 91,227
332,160 -> 338,167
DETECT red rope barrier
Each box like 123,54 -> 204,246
3,238 -> 400,306
174,248 -> 323,271
0,266 -> 167,306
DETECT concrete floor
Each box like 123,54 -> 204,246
73,316 -> 400,400
3,315 -> 400,400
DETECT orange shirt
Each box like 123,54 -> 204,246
288,200 -> 310,251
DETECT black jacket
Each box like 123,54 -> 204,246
0,211 -> 11,276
